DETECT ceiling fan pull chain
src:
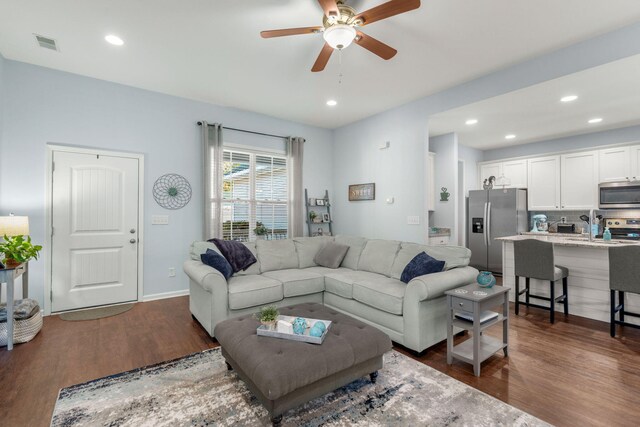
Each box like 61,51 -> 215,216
338,49 -> 343,86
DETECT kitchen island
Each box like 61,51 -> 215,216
497,234 -> 640,326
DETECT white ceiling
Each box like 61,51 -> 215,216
1,1 -> 640,128
429,54 -> 640,150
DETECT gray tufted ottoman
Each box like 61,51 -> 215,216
214,302 -> 392,426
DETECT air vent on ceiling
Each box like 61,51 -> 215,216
34,34 -> 58,51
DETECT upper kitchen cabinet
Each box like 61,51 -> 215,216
630,145 -> 640,179
478,160 -> 527,188
599,146 -> 631,182
561,151 -> 599,209
527,156 -> 561,210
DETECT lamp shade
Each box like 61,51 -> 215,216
323,24 -> 356,50
0,216 -> 30,237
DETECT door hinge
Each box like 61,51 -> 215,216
51,226 -> 54,237
50,288 -> 53,302
52,161 -> 55,172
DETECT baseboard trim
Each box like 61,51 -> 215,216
143,289 -> 190,302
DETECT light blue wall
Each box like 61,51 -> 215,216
429,133 -> 458,243
458,144 -> 484,195
333,23 -> 640,241
0,60 -> 334,307
482,124 -> 640,161
0,53 -> 4,185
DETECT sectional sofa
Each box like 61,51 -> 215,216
183,235 -> 478,353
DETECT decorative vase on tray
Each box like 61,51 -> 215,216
476,271 -> 496,288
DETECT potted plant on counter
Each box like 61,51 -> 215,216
0,235 -> 42,268
255,305 -> 279,331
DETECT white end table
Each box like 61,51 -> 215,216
1,262 -> 29,350
445,283 -> 509,376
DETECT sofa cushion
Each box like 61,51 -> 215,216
234,242 -> 261,276
357,239 -> 401,276
353,276 -> 406,315
200,249 -> 233,279
262,269 -> 325,298
334,235 -> 368,270
390,243 -> 428,279
227,275 -> 283,310
314,242 -> 350,269
190,241 -> 220,261
293,236 -> 333,268
400,252 -> 445,283
424,245 -> 471,271
256,239 -> 299,273
324,270 -> 384,299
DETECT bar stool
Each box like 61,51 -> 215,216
608,246 -> 640,337
514,239 -> 569,323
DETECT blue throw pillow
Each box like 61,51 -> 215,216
400,252 -> 445,284
201,249 -> 233,279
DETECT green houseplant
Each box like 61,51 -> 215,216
253,223 -> 269,239
0,235 -> 43,268
254,305 -> 279,331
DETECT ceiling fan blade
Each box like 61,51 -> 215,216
355,31 -> 397,60
311,43 -> 334,72
261,27 -> 323,38
354,0 -> 421,26
317,0 -> 340,19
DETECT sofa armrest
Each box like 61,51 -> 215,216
183,260 -> 227,293
406,266 -> 479,302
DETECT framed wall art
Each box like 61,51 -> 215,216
349,183 -> 375,201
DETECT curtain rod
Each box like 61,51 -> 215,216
197,121 -> 288,140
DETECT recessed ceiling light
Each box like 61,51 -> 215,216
465,119 -> 478,125
105,34 -> 124,46
326,100 -> 337,106
505,134 -> 516,140
560,95 -> 578,103
588,117 -> 603,124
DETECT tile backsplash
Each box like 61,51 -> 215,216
529,209 -> 640,233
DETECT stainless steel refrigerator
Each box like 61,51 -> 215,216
468,188 -> 527,274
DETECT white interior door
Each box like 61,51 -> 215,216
51,151 -> 139,312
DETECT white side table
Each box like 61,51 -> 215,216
445,283 -> 509,376
0,262 -> 29,351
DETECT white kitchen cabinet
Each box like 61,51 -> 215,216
527,156 -> 561,210
428,152 -> 436,211
560,151 -> 599,209
479,162 -> 502,188
599,146 -> 631,182
502,159 -> 528,188
630,145 -> 640,180
428,235 -> 450,246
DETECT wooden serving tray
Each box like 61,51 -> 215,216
256,315 -> 332,345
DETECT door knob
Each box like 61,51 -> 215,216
130,239 -> 137,244
130,229 -> 136,234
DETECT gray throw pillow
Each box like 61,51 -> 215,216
314,242 -> 349,269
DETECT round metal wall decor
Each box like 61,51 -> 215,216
153,173 -> 192,210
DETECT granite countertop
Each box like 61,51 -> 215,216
520,231 -> 585,237
496,234 -> 640,248
429,227 -> 451,237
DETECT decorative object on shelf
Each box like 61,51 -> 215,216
322,213 -> 330,223
152,173 -> 192,210
495,174 -> 511,190
0,216 -> 41,268
305,189 -> 333,237
316,199 -> 325,206
476,271 -> 496,288
316,227 -> 324,236
349,183 -> 375,201
254,305 -> 279,331
482,175 -> 496,190
439,187 -> 450,202
308,198 -> 316,206
253,224 -> 269,240
309,210 -> 318,223
292,317 -> 308,335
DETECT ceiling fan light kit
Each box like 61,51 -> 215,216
261,0 -> 421,72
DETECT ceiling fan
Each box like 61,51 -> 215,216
260,0 -> 421,72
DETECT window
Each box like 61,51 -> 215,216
221,148 -> 288,241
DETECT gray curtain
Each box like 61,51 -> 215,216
287,137 -> 305,237
202,122 -> 224,240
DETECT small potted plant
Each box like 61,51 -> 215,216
253,223 -> 269,240
0,235 -> 43,268
254,305 -> 279,331
309,211 -> 319,223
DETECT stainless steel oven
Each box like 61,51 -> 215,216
599,181 -> 640,209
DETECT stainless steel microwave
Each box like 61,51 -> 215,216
599,181 -> 640,209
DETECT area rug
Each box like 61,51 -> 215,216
51,348 -> 549,426
58,303 -> 134,321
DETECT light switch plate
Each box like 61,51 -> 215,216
407,216 -> 420,225
152,215 -> 169,225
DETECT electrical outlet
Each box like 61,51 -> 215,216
407,216 -> 420,225
168,267 -> 176,278
561,217 -> 567,223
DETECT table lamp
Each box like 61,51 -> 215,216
0,216 -> 30,237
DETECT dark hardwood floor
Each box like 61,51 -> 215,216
1,295 -> 639,426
